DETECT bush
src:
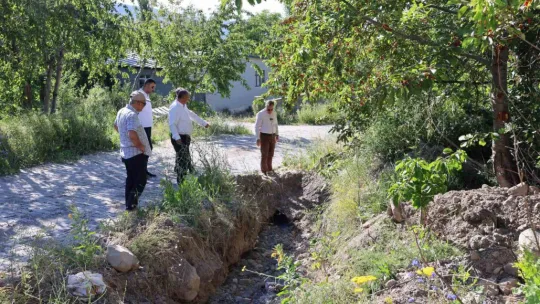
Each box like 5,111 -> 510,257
297,103 -> 340,125
252,96 -> 265,113
0,86 -> 120,175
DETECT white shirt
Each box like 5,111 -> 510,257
138,89 -> 153,128
254,109 -> 279,139
168,100 -> 208,140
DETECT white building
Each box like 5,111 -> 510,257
204,56 -> 269,113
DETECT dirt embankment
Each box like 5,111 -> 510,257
103,171 -> 328,303
372,184 -> 540,303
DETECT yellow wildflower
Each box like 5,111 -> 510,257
354,287 -> 364,293
68,214 -> 72,219
416,267 -> 435,277
351,275 -> 377,285
241,266 -> 246,272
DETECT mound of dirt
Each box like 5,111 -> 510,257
103,171 -> 328,303
372,184 -> 540,303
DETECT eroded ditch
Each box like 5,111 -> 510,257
209,210 -> 309,303
101,171 -> 328,303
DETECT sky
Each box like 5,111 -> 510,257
118,0 -> 286,15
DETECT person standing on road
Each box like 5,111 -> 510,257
138,78 -> 157,178
113,91 -> 152,211
254,100 -> 279,175
168,88 -> 210,184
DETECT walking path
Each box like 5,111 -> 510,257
0,124 -> 332,272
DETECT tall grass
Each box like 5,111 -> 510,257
297,103 -> 340,125
0,86 -> 121,175
282,138 -> 462,303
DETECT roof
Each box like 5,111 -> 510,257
118,53 -> 161,69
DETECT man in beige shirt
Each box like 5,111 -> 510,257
254,100 -> 279,175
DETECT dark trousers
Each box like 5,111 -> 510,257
122,154 -> 148,210
260,133 -> 276,173
170,134 -> 193,184
144,127 -> 153,150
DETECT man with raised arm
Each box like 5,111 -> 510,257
168,88 -> 209,184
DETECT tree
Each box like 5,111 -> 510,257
145,4 -> 252,97
0,0 -> 129,114
228,0 -> 540,187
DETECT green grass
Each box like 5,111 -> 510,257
152,117 -> 251,143
0,87 -> 120,176
297,103 -> 340,125
283,138 -> 462,303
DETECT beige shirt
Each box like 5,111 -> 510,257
254,109 -> 279,139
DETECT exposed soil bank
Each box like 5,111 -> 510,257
104,171 -> 328,303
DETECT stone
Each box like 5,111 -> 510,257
492,267 -> 502,275
232,278 -> 238,284
389,202 -> 405,223
503,263 -> 519,277
66,271 -> 106,298
470,235 -> 491,250
507,182 -> 529,197
479,278 -> 500,297
470,251 -> 481,261
265,282 -> 283,293
518,229 -> 540,255
498,277 -> 519,295
168,259 -> 200,301
530,186 -> 540,195
106,245 -> 139,273
385,279 -> 397,289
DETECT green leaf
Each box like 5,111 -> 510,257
443,148 -> 453,154
478,138 -> 486,146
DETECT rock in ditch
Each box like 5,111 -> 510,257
503,263 -> 519,277
479,278 -> 499,297
518,229 -> 540,255
385,279 -> 397,289
168,259 -> 200,301
67,271 -> 106,298
498,277 -> 519,295
507,182 -> 529,196
106,245 -> 139,273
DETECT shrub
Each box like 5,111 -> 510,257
0,86 -> 120,175
297,103 -> 340,125
516,250 -> 540,303
252,96 -> 265,113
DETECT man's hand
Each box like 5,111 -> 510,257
275,136 -> 279,144
137,144 -> 145,153
256,139 -> 261,147
205,123 -> 210,129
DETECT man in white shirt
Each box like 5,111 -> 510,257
168,88 -> 210,184
138,78 -> 157,178
254,100 -> 279,175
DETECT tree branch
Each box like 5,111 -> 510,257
426,5 -> 458,14
339,0 -> 491,66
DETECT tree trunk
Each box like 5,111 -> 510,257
23,81 -> 33,109
131,61 -> 146,92
491,44 -> 520,187
51,48 -> 64,114
42,59 -> 54,114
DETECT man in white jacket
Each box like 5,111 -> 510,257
254,100 -> 279,175
168,88 -> 209,184
138,78 -> 157,178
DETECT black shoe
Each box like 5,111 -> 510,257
146,171 -> 156,178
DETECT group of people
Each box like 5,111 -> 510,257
113,79 -> 279,211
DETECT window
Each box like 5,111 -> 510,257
138,74 -> 152,89
255,70 -> 266,87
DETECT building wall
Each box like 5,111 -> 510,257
119,67 -> 174,97
206,58 -> 270,113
